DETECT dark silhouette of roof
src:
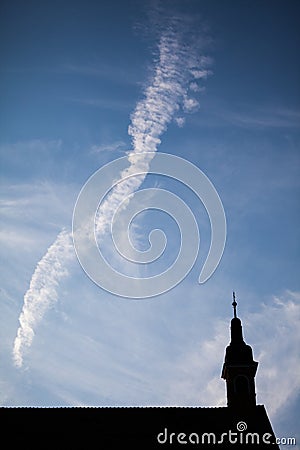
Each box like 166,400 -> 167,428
1,405 -> 279,448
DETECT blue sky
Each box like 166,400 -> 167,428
1,0 -> 299,446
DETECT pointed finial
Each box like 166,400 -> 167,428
232,291 -> 237,318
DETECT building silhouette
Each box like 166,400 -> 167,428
216,292 -> 280,448
2,293 -> 280,448
153,293 -> 280,448
222,292 -> 258,410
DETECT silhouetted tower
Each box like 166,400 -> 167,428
221,292 -> 258,411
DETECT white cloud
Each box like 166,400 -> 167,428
175,117 -> 186,127
12,20 -> 213,368
13,230 -> 75,368
190,69 -> 213,80
189,82 -> 205,93
127,29 -> 212,154
183,96 -> 200,113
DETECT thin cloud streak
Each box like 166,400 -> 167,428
213,104 -> 300,129
68,96 -> 132,112
225,108 -> 300,129
13,230 -> 74,368
89,141 -> 127,154
13,18 -> 213,368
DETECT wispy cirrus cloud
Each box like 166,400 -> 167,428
216,105 -> 300,129
0,139 -> 63,178
61,62 -> 139,85
89,141 -> 127,154
69,96 -> 132,111
246,290 -> 300,417
13,14 -> 213,368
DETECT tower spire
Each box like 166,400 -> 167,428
221,292 -> 258,410
232,291 -> 237,318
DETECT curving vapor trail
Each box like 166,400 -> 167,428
13,19 -> 213,367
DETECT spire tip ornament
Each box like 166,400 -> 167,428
232,291 -> 237,318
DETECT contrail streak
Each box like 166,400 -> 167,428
13,21 -> 212,367
13,230 -> 74,367
96,27 -> 211,235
